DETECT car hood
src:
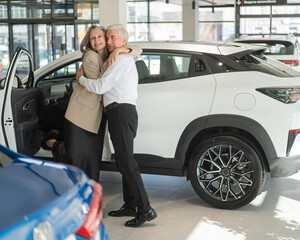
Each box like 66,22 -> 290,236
0,158 -> 83,230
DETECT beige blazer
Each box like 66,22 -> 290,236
65,46 -> 142,133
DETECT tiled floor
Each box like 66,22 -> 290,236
100,171 -> 300,240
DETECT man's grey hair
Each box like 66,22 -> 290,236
107,24 -> 129,41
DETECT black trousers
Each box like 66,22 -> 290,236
106,104 -> 150,212
63,116 -> 106,182
52,141 -> 68,164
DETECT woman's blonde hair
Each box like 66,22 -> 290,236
80,25 -> 108,59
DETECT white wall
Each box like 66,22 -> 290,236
98,0 -> 127,28
99,0 -> 200,41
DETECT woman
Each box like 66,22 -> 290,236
45,25 -> 142,181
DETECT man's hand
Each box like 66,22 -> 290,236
107,47 -> 131,67
76,65 -> 84,85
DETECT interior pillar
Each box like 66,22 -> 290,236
98,0 -> 127,28
182,0 -> 199,41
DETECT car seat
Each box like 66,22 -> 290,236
160,58 -> 180,81
135,60 -> 152,83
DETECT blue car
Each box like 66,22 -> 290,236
0,144 -> 109,240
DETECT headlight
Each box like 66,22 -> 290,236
33,221 -> 54,240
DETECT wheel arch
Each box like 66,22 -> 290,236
175,114 -> 276,176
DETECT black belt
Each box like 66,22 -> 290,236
104,102 -> 120,114
104,102 -> 135,114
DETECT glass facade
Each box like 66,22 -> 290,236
0,3 -> 7,19
12,25 -> 33,52
35,25 -> 52,68
237,4 -> 300,38
127,1 -> 300,43
127,0 -> 182,41
1,0 -> 300,77
240,18 -> 271,35
199,6 -> 235,41
127,1 -> 235,42
149,2 -> 182,22
0,24 -> 8,73
0,0 -> 98,76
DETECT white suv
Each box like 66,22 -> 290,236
234,34 -> 300,71
1,42 -> 300,209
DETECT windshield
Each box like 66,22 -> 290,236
204,51 -> 300,78
240,52 -> 300,77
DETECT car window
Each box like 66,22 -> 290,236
45,62 -> 79,79
0,151 -> 12,168
204,51 -> 300,78
14,54 -> 32,88
135,52 -> 191,84
260,42 -> 293,55
37,61 -> 80,97
241,53 -> 300,77
188,54 -> 211,77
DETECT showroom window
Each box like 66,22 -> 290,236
53,0 -> 73,16
11,5 -> 27,18
35,25 -> 53,68
0,24 -> 9,75
12,25 -> 33,53
0,4 -> 7,19
77,3 -> 93,20
237,1 -> 300,38
0,0 -> 98,72
198,5 -> 235,42
10,0 -> 52,19
127,0 -> 182,41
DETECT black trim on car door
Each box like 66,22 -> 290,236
11,88 -> 42,156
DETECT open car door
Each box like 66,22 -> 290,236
0,47 -> 41,156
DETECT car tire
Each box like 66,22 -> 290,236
189,135 -> 265,209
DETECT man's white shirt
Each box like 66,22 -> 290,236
79,54 -> 138,107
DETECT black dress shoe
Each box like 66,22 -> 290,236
125,207 -> 157,227
108,204 -> 136,217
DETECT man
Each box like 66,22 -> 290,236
76,24 -> 157,227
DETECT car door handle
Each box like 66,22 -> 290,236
23,99 -> 34,111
